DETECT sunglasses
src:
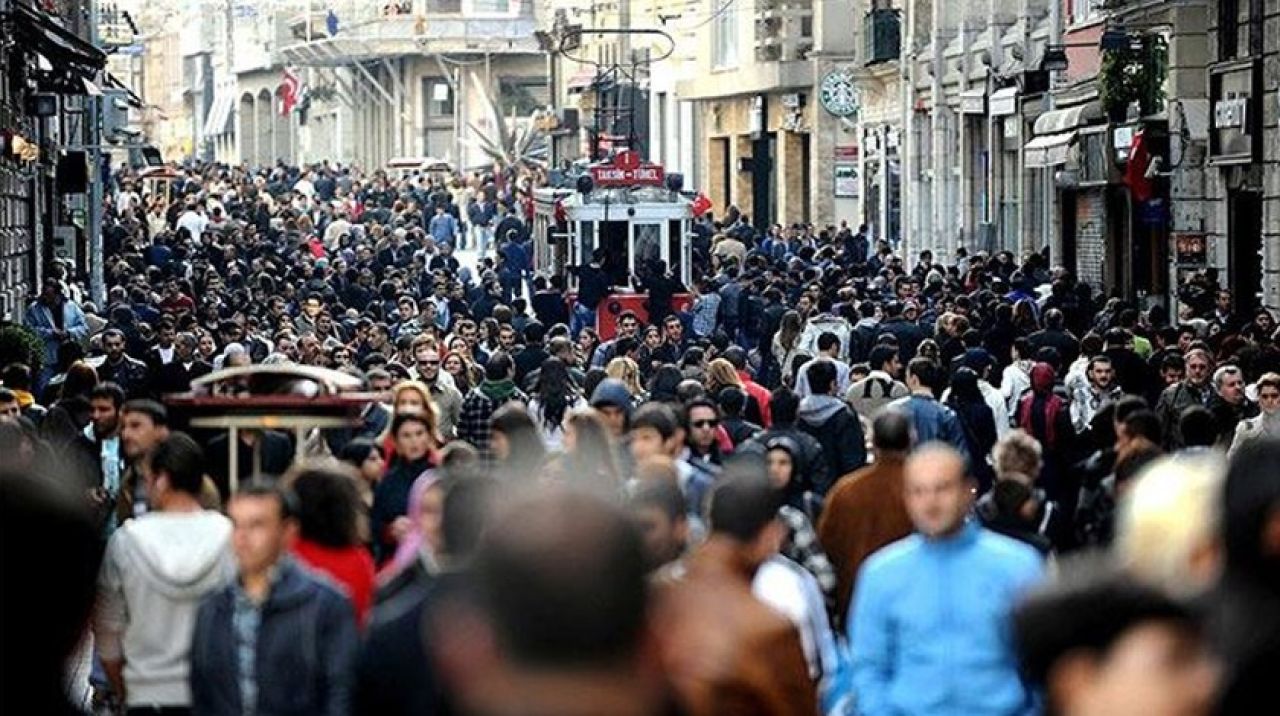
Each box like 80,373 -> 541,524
691,419 -> 720,429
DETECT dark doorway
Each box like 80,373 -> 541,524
712,137 -> 730,212
751,132 -> 773,229
1060,190 -> 1077,280
800,133 -> 812,223
1229,190 -> 1263,317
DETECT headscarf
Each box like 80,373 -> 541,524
1019,362 -> 1066,450
377,470 -> 440,584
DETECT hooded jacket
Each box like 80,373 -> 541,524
797,394 -> 867,481
95,510 -> 235,707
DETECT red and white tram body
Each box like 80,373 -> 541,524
533,152 -> 694,339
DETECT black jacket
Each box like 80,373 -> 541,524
190,559 -> 358,716
795,398 -> 867,491
739,426 -> 832,495
155,359 -> 213,395
879,317 -> 927,363
355,570 -> 462,716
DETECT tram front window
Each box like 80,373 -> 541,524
635,224 -> 661,273
600,221 -> 629,287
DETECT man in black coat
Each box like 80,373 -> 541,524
797,361 -> 867,489
1027,309 -> 1081,368
878,301 -> 927,364
154,333 -> 212,396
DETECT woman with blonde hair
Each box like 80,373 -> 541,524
605,356 -> 646,402
706,357 -> 764,425
379,380 -> 442,462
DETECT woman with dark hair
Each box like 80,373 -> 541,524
288,463 -> 376,626
647,364 -> 685,404
581,366 -> 608,402
337,438 -> 385,508
772,310 -> 808,380
489,403 -> 547,480
527,357 -> 584,450
945,367 -> 998,491
370,413 -> 438,565
576,327 -> 601,368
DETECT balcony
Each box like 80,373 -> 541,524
754,0 -> 813,63
280,0 -> 538,66
864,7 -> 901,65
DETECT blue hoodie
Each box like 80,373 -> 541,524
849,522 -> 1043,716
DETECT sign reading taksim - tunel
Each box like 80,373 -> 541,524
589,150 -> 666,187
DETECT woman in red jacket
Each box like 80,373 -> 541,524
288,463 -> 377,627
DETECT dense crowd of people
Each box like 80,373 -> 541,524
4,158 -> 1280,716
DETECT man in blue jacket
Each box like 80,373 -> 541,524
190,482 -> 357,716
25,280 -> 89,392
849,444 -> 1044,716
887,357 -> 972,467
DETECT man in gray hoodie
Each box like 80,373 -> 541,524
95,432 -> 235,714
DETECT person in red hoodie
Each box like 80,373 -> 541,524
288,463 -> 376,627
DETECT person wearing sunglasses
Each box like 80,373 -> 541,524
682,397 -> 725,471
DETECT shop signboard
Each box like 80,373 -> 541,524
1174,232 -> 1207,266
1209,60 -> 1259,164
834,164 -> 859,198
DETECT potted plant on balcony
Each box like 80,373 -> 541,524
1099,33 -> 1167,122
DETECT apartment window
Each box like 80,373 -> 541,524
712,0 -> 738,69
1220,0 -> 1239,60
498,78 -> 548,116
423,79 -> 454,118
1069,0 -> 1104,25
464,0 -> 514,16
428,0 -> 462,12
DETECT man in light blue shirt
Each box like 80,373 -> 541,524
428,204 -> 459,248
849,443 -> 1044,716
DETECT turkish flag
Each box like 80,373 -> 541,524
1125,130 -> 1154,203
691,193 -> 713,217
280,68 -> 300,117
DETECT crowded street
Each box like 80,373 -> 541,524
3,1 -> 1280,716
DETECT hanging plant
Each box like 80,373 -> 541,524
1098,33 -> 1168,120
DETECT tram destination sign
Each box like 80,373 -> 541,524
590,150 -> 666,187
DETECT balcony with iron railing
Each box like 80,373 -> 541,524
279,0 -> 539,66
754,0 -> 813,63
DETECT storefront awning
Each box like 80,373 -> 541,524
8,3 -> 106,80
960,88 -> 986,114
1033,102 -> 1102,135
990,87 -> 1019,117
202,90 -> 235,138
1024,132 -> 1075,168
566,68 -> 596,93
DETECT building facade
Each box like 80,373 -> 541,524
0,0 -> 107,318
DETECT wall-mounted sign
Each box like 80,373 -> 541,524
1174,232 -> 1207,266
834,164 -> 859,198
589,150 -> 665,187
819,69 -> 860,117
834,145 -> 859,160
1209,60 -> 1259,165
1214,97 -> 1248,129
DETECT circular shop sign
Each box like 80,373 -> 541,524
819,69 -> 861,117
